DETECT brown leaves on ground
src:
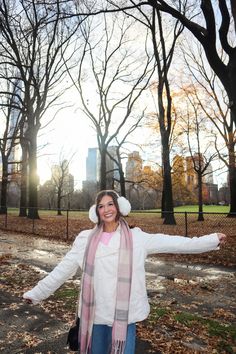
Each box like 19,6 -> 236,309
137,276 -> 236,353
1,254 -> 236,354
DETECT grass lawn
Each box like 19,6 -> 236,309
132,205 -> 230,214
6,205 -> 230,216
174,205 -> 230,213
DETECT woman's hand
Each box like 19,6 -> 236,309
23,297 -> 33,304
217,233 -> 227,245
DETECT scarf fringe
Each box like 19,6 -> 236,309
111,340 -> 126,354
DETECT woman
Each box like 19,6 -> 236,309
23,190 -> 226,354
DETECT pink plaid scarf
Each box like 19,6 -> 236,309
79,219 -> 133,354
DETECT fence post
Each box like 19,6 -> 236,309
5,212 -> 7,228
66,209 -> 69,241
32,215 -> 35,234
184,212 -> 188,237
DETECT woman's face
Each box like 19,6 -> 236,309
97,195 -> 118,225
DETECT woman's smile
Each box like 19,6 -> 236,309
97,195 -> 118,230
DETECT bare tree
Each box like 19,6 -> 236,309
106,111 -> 146,197
179,93 -> 218,220
51,157 -> 74,215
144,0 -> 236,128
0,76 -> 21,214
182,43 -> 236,215
66,13 -> 154,191
38,180 -> 56,210
0,0 -> 81,218
118,4 -> 183,223
106,1 -> 236,126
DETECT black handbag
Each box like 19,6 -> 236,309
67,317 -> 80,351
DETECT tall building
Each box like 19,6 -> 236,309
172,153 -> 218,204
172,155 -> 186,186
86,148 -> 100,182
85,146 -> 119,188
185,156 -> 198,190
125,151 -> 142,182
204,163 -> 214,184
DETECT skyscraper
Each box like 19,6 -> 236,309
86,148 -> 100,182
125,151 -> 142,182
85,146 -> 119,188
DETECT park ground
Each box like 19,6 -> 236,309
0,214 -> 236,353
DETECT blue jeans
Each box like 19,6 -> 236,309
90,323 -> 136,354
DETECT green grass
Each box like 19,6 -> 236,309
5,208 -> 89,217
147,305 -> 236,354
132,205 -> 230,213
174,311 -> 236,340
149,306 -> 169,321
174,312 -> 236,353
53,287 -> 78,299
174,205 -> 230,213
51,286 -> 78,311
4,205 -> 230,217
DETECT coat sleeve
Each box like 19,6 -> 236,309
133,228 -> 220,255
22,230 -> 89,304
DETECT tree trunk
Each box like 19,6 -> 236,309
116,150 -> 126,197
119,167 -> 126,197
27,131 -> 40,219
162,141 -> 176,225
197,172 -> 204,221
161,187 -> 165,218
223,53 -> 236,128
202,39 -> 236,128
57,187 -> 62,216
99,146 -> 107,190
19,141 -> 28,217
0,156 -> 8,214
228,141 -> 236,216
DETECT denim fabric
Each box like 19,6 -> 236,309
90,323 -> 136,354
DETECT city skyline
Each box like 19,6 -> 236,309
37,145 -> 227,191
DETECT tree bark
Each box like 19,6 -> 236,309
19,140 -> 28,217
57,187 -> 62,216
162,140 -> 176,224
99,145 -> 107,191
228,141 -> 236,216
197,172 -> 204,221
119,167 -> 126,197
27,128 -> 40,219
0,156 -> 8,214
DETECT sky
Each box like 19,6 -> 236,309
37,106 -> 153,189
35,79 -> 228,191
37,104 -> 97,189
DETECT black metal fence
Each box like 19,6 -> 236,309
0,208 -> 235,241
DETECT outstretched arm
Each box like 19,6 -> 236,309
23,230 -> 90,304
136,229 -> 227,255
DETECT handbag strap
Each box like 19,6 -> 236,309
74,285 -> 80,323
